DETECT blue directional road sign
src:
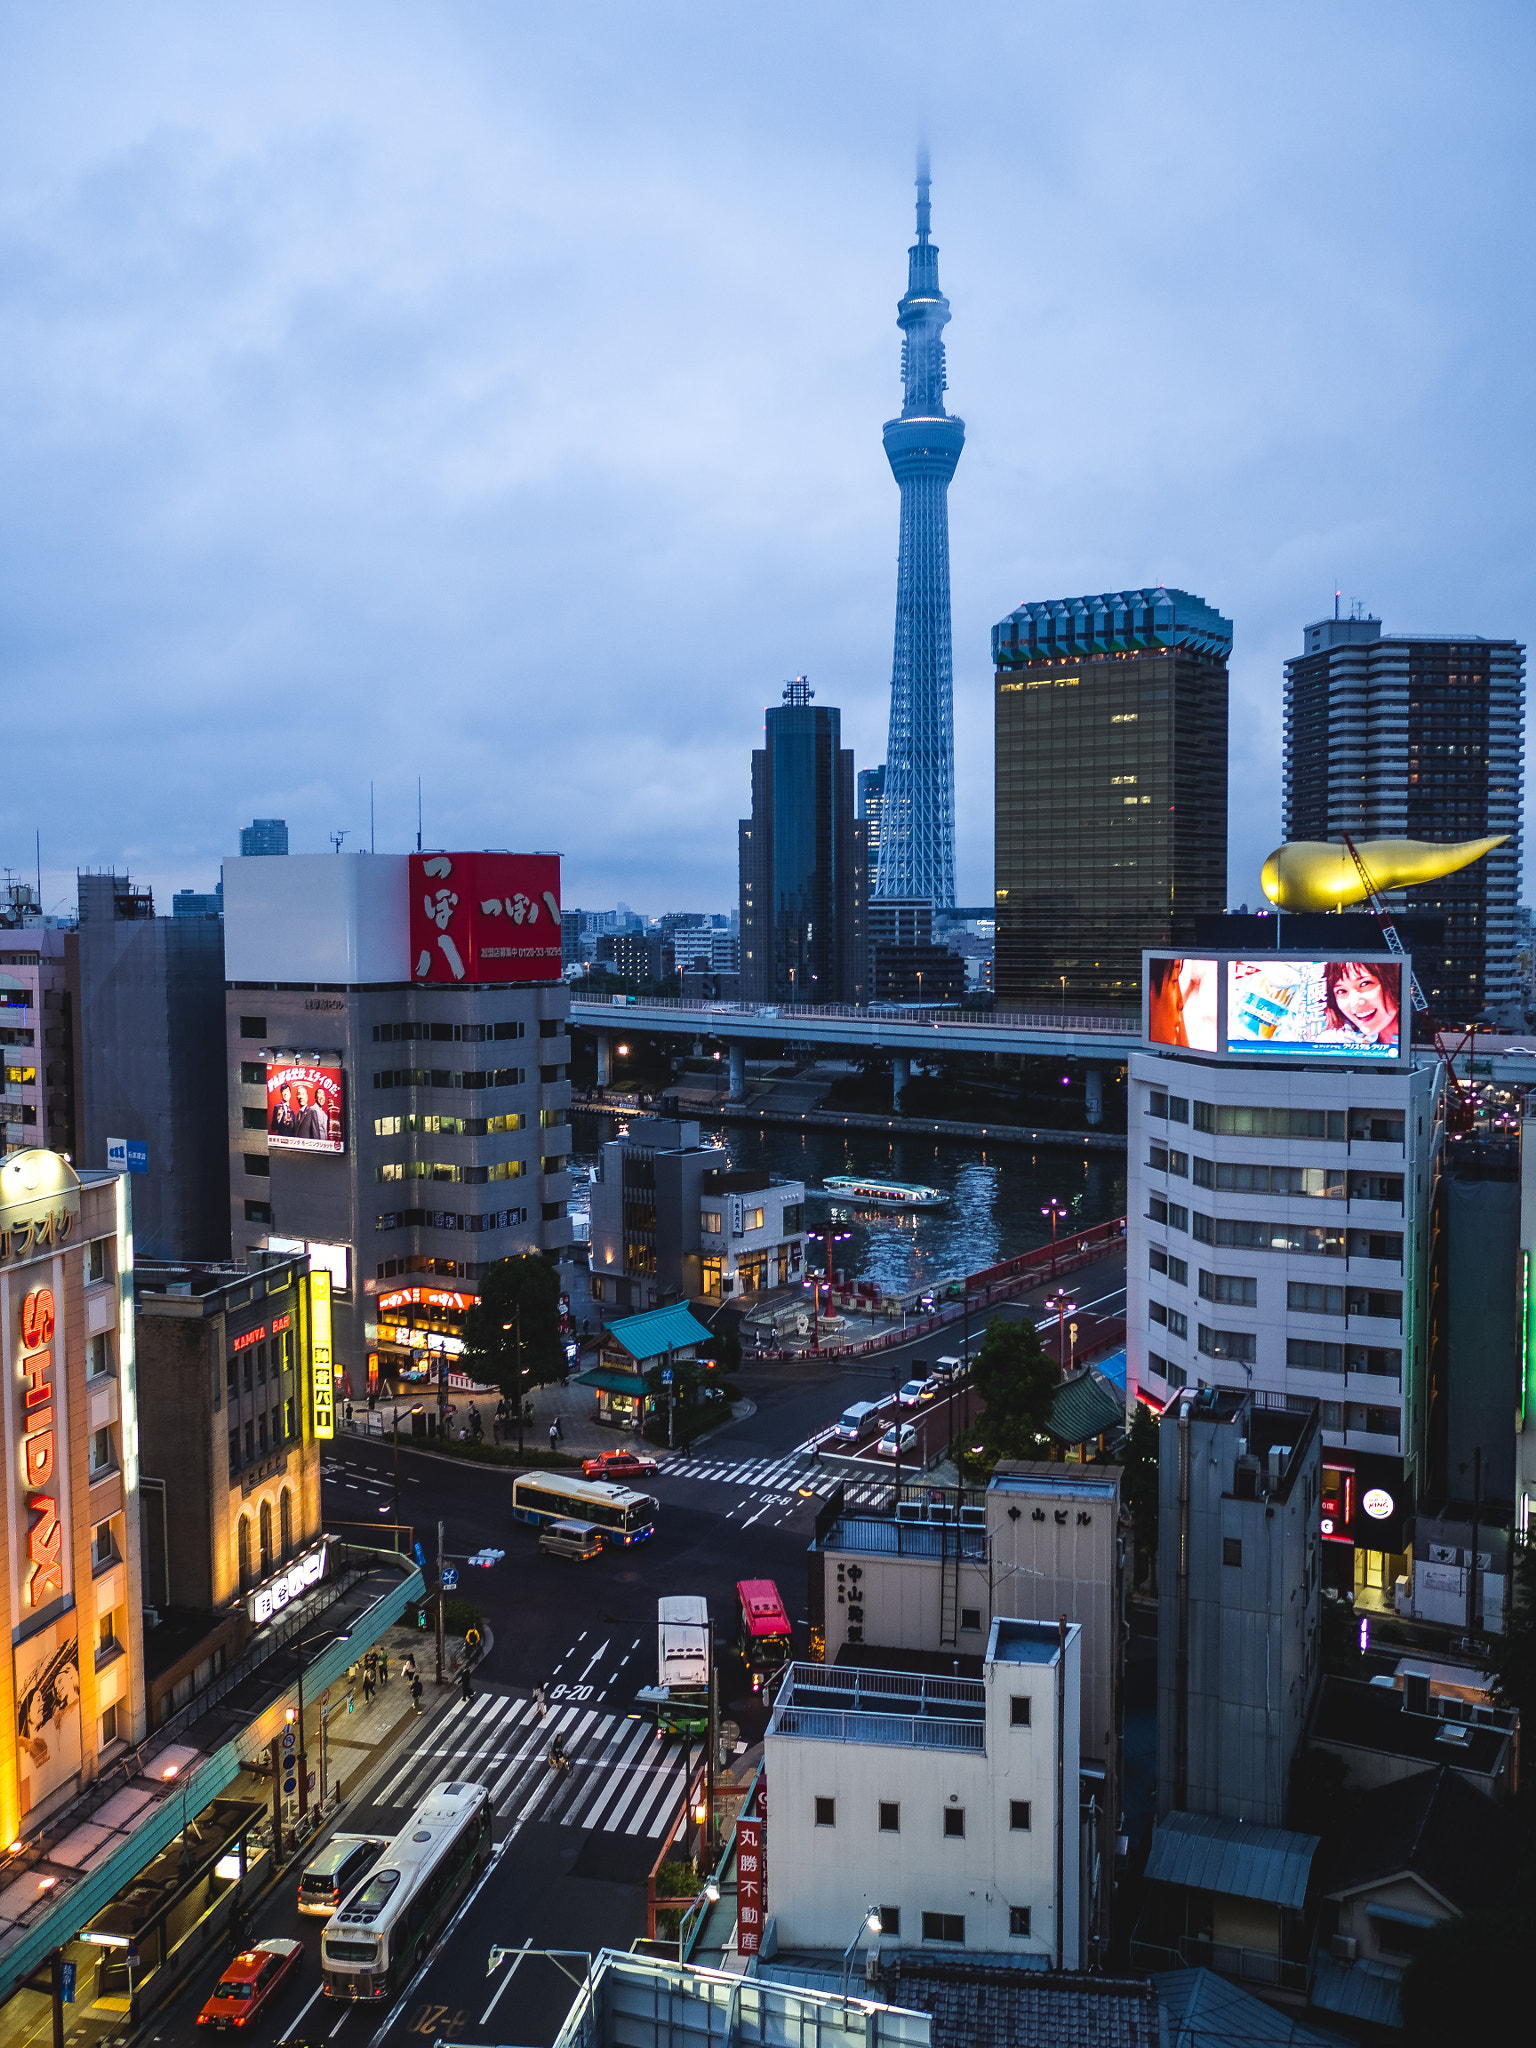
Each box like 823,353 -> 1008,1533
414,1540 -> 426,1569
662,1368 -> 673,1385
441,1567 -> 459,1590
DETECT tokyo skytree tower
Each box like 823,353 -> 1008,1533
875,151 -> 963,910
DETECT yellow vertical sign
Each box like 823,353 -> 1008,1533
310,1269 -> 334,1440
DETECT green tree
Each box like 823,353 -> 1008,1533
960,1314 -> 1057,1474
1121,1400 -> 1160,1588
460,1254 -> 565,1405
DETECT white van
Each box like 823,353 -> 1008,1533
539,1518 -> 605,1562
833,1400 -> 882,1443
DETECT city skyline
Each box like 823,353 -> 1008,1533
2,5 -> 1533,920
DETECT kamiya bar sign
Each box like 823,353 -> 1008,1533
18,1287 -> 64,1608
249,1540 -> 330,1626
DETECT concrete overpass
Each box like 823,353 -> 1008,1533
567,994 -> 1139,1123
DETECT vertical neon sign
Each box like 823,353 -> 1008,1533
311,1270 -> 334,1440
18,1287 -> 63,1606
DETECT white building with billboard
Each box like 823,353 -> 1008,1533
1130,949 -> 1444,1608
222,852 -> 572,1392
763,1618 -> 1083,1967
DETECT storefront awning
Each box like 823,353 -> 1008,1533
576,1369 -> 648,1396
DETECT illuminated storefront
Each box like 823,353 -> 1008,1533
0,1150 -> 143,1842
371,1283 -> 477,1384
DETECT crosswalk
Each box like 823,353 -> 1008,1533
654,1449 -> 895,1508
370,1687 -> 690,1840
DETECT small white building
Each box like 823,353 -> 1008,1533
764,1619 -> 1083,1967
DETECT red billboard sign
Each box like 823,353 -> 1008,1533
267,1062 -> 345,1154
409,853 -> 562,985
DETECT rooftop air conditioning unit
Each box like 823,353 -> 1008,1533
1331,1935 -> 1357,1964
1436,1721 -> 1473,1748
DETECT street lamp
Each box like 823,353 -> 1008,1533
841,1907 -> 883,1997
1041,1197 -> 1067,1273
1044,1289 -> 1076,1379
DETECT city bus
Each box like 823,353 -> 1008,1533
736,1579 -> 792,1692
511,1472 -> 658,1545
320,1781 -> 491,2001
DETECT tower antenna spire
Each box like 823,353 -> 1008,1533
915,145 -> 931,242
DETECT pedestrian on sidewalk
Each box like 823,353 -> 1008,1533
548,1421 -> 559,1454
533,1684 -> 547,1722
378,1650 -> 389,1686
411,1673 -> 424,1714
554,1415 -> 564,1442
460,1663 -> 474,1705
363,1667 -> 375,1707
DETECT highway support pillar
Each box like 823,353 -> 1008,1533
595,1033 -> 611,1089
1084,1063 -> 1104,1127
893,1054 -> 911,1113
728,1043 -> 746,1103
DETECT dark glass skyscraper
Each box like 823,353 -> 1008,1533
876,154 -> 962,910
992,589 -> 1231,1010
739,680 -> 866,1004
1283,614 -> 1526,1024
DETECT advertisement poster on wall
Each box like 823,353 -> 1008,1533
409,852 -> 562,985
15,1617 -> 82,1816
1146,958 -> 1218,1050
267,1063 -> 345,1153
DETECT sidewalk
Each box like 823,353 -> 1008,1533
311,1624 -> 452,1805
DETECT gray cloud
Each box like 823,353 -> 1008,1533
1,1 -> 1532,919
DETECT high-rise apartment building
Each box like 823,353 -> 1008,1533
1,925 -> 72,1160
992,589 -> 1231,1010
876,157 -> 961,910
858,765 -> 886,893
1282,615 -> 1526,1025
239,819 -> 289,857
223,851 -> 571,1383
66,873 -> 229,1261
739,680 -> 866,1004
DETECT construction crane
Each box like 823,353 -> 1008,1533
1340,832 -> 1476,1129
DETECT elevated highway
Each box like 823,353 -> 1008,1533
567,995 -> 1138,1122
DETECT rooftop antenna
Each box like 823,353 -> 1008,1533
417,778 -> 422,854
331,829 -> 349,854
1334,584 -> 1341,621
36,829 -> 41,906
370,781 -> 376,855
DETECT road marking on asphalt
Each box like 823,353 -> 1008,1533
577,1639 -> 608,1681
328,2012 -> 350,2036
280,1983 -> 327,2042
479,1938 -> 532,2026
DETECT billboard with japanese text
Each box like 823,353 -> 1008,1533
1227,958 -> 1402,1061
267,1063 -> 345,1153
409,853 -> 562,985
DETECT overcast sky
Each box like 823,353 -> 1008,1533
3,2 -> 1533,922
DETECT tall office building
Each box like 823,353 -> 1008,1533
876,156 -> 961,911
857,765 -> 885,892
739,679 -> 866,1004
992,588 -> 1231,1009
240,819 -> 289,857
1283,615 -> 1526,1025
66,872 -> 229,1260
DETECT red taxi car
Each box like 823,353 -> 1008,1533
197,1938 -> 302,2027
580,1449 -> 660,1481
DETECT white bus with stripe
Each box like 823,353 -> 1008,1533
321,1780 -> 491,2001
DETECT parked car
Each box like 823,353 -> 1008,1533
580,1449 -> 660,1481
197,1939 -> 302,2028
876,1423 -> 919,1458
897,1378 -> 934,1406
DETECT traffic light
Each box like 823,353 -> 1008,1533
416,1607 -> 428,1629
284,1706 -> 298,1724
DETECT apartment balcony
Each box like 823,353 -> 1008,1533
767,1661 -> 985,1754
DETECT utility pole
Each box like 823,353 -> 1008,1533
516,1305 -> 525,1459
435,1520 -> 445,1685
705,1618 -> 717,1863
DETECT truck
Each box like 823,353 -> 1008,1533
635,1595 -> 711,1744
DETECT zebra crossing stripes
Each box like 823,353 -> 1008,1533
374,1690 -> 688,1839
656,1450 -> 893,1506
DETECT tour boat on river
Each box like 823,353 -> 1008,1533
813,1175 -> 948,1211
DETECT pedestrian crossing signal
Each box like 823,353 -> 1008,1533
416,1607 -> 428,1629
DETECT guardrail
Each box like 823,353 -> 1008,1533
571,996 -> 1137,1034
769,1704 -> 985,1752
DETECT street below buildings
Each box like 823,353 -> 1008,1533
140,1253 -> 1125,2048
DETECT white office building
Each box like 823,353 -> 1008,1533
764,1619 -> 1084,1967
1130,950 -> 1444,1608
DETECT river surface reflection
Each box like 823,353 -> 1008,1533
573,1112 -> 1127,1297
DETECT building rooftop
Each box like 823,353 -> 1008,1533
814,1514 -> 987,1563
989,1462 -> 1120,1501
1154,1968 -> 1354,2048
603,1302 -> 715,1361
989,1618 -> 1064,1667
1145,1812 -> 1319,1912
768,1662 -> 985,1753
877,1956 -> 1160,2048
135,1255 -> 307,1310
1319,1765 -> 1514,1915
1046,1365 -> 1125,1449
553,1952 -> 929,2048
1311,1676 -> 1512,1780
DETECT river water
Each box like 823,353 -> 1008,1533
572,1112 -> 1127,1297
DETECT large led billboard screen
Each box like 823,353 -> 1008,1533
268,1062 -> 345,1152
409,852 -> 562,985
1226,958 -> 1402,1060
1146,958 -> 1219,1050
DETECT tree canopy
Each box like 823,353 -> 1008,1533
459,1254 -> 565,1402
962,1314 -> 1057,1473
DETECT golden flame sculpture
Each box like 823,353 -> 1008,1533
1259,835 -> 1507,911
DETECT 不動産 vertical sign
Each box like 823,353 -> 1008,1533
311,1270 -> 334,1440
